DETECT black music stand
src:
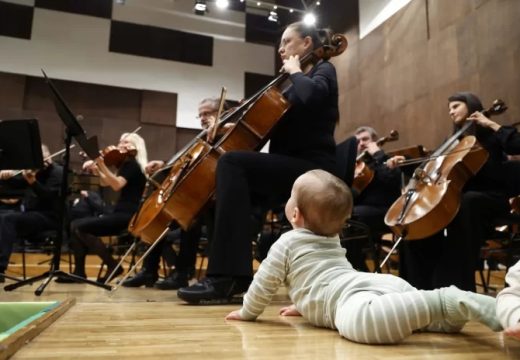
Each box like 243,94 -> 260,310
4,71 -> 112,294
0,119 -> 43,170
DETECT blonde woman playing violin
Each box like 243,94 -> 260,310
0,144 -> 63,282
57,133 -> 147,284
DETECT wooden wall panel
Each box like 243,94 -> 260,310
0,72 -> 25,110
140,90 -> 177,126
0,71 -> 184,173
334,0 -> 520,152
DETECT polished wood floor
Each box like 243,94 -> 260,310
2,256 -> 520,359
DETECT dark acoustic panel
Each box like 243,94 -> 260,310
245,13 -> 281,46
0,1 -> 33,39
35,0 -> 112,19
109,21 -> 213,66
245,72 -> 273,98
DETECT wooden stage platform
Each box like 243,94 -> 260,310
2,261 -> 520,359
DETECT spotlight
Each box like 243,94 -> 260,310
303,12 -> 316,25
194,0 -> 207,15
268,10 -> 278,22
216,0 -> 229,9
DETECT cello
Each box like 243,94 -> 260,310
384,100 -> 508,241
129,32 -> 348,245
352,130 -> 399,193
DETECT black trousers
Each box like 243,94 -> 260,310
69,212 -> 133,275
344,204 -> 389,272
0,210 -> 58,271
399,190 -> 510,291
207,151 -> 321,278
142,222 -> 202,274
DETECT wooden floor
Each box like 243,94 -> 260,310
2,259 -> 520,359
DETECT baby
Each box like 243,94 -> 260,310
226,169 -> 502,344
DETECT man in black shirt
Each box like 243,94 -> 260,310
0,144 -> 62,282
344,127 -> 402,271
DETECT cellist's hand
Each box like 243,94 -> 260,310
467,111 -> 501,131
282,55 -> 302,74
206,123 -> 234,143
386,155 -> 405,169
364,142 -> 380,156
145,160 -> 165,175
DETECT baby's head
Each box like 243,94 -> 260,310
285,169 -> 352,237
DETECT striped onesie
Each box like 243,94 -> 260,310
238,228 -> 501,344
497,260 -> 520,328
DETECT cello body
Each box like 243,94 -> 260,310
384,135 -> 488,240
130,87 -> 290,244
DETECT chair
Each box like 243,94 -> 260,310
478,160 -> 520,292
335,136 -> 357,187
15,229 -> 68,279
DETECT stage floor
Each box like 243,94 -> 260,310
2,275 -> 520,360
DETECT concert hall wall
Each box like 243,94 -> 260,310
333,0 -> 520,152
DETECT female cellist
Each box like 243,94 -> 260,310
177,22 -> 340,304
57,133 -> 147,283
399,92 -> 520,291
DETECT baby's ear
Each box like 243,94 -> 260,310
292,206 -> 305,227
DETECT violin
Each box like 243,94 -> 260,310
384,99 -> 508,240
99,145 -> 137,168
352,130 -> 399,194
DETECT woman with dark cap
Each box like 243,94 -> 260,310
399,92 -> 520,291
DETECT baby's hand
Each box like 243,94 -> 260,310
225,310 -> 243,321
504,323 -> 520,340
279,304 -> 301,317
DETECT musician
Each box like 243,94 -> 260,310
399,92 -> 520,291
178,22 -> 340,304
0,144 -> 62,282
122,98 -> 221,289
344,126 -> 403,271
57,133 -> 147,283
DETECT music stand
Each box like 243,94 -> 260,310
0,119 -> 44,170
4,71 -> 112,294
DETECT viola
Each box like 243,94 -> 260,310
129,31 -> 349,245
384,100 -> 507,240
352,130 -> 399,193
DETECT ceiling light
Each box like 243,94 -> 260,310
216,0 -> 229,9
268,10 -> 278,22
194,0 -> 207,15
303,13 -> 316,25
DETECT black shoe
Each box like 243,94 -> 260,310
121,269 -> 158,288
177,276 -> 250,304
154,269 -> 190,290
98,265 -> 124,284
0,273 -> 4,283
55,272 -> 87,283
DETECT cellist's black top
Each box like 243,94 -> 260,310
466,125 -> 520,195
269,60 -> 338,174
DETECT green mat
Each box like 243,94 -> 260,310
0,302 -> 59,342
